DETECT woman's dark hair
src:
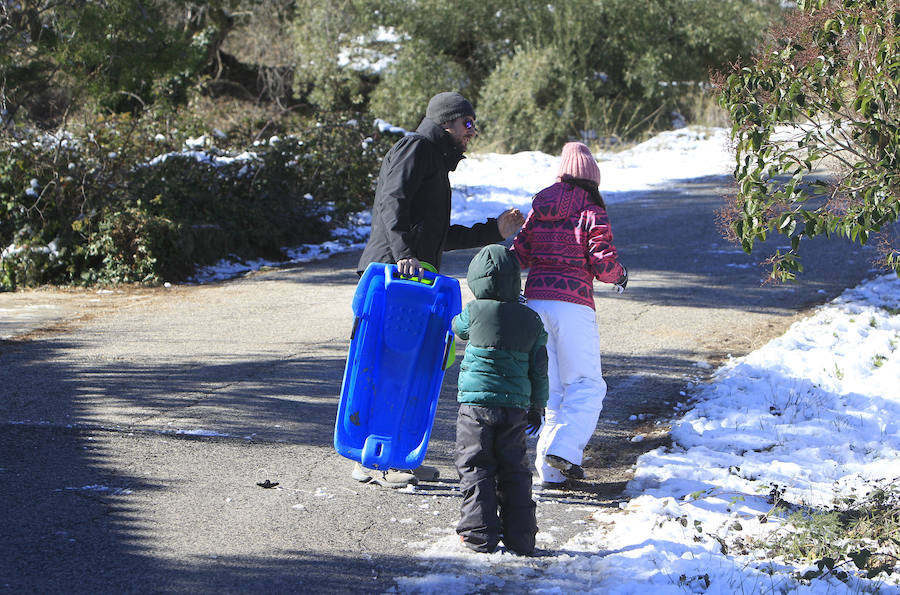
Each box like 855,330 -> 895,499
559,175 -> 606,208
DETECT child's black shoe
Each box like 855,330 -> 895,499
545,454 -> 584,479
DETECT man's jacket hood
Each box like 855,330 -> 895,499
466,244 -> 521,302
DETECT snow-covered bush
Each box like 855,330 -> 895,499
0,112 -> 395,290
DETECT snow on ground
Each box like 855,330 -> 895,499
449,126 -> 734,227
391,273 -> 899,594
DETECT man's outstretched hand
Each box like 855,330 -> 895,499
497,207 -> 525,239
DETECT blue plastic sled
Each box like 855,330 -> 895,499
334,262 -> 462,471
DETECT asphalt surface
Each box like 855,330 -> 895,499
0,173 -> 887,593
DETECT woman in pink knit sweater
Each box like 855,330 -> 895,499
511,142 -> 628,488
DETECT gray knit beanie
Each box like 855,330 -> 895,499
425,92 -> 475,125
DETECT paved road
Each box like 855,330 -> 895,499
0,174 -> 885,593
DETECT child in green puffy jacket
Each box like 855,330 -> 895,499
451,244 -> 549,556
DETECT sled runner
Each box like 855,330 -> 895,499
334,262 -> 461,471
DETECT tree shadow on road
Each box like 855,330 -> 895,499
1,335 -> 350,443
0,334 -> 369,592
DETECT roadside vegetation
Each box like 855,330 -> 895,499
757,479 -> 898,586
716,0 -> 900,281
1,0 -> 782,290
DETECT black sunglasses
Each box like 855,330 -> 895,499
463,118 -> 477,131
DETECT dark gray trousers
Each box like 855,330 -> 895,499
455,404 -> 536,555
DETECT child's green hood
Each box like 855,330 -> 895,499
466,245 -> 521,302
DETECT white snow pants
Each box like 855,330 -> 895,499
527,299 -> 607,483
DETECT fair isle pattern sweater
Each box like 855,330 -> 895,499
511,181 -> 624,310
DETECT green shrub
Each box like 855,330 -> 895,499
371,0 -> 531,104
0,243 -> 64,290
476,41 -> 669,153
84,206 -> 185,285
368,39 -> 470,130
757,480 -> 900,583
477,44 -> 580,153
288,0 -> 375,112
368,0 -> 780,152
0,111 -> 393,290
1,1 -> 214,128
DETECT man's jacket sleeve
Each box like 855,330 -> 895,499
445,219 -> 503,252
376,138 -> 427,261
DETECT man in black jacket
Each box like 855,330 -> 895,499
357,91 -> 524,278
352,92 -> 525,489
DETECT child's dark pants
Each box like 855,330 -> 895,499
455,404 -> 537,555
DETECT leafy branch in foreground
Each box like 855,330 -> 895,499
715,0 -> 900,282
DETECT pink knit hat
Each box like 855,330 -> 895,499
557,142 -> 602,186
